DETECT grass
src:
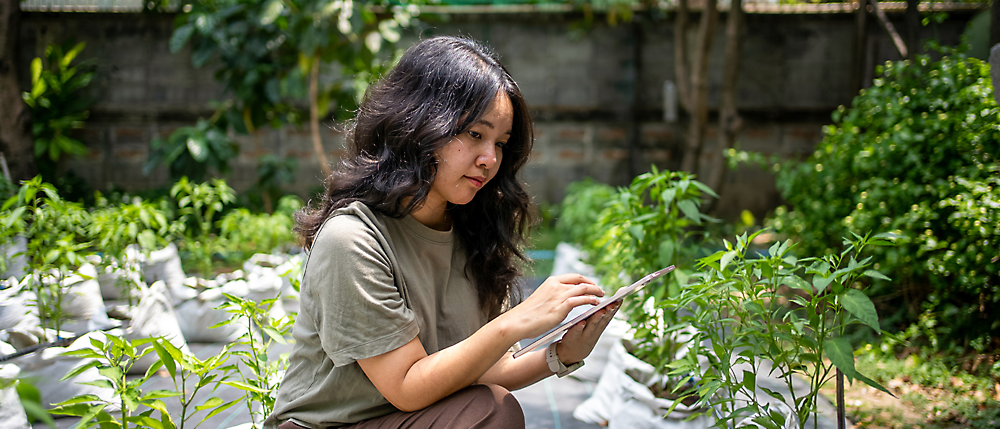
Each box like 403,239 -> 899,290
818,348 -> 1000,429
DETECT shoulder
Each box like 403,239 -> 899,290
311,202 -> 391,257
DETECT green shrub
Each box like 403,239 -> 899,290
554,178 -> 616,247
768,46 -> 1000,352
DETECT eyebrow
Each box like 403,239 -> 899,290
476,119 -> 512,135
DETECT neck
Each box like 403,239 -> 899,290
406,198 -> 452,231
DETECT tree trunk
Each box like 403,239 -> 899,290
310,55 -> 333,179
906,0 -> 920,60
705,0 -> 744,213
679,0 -> 719,176
674,0 -> 692,112
0,0 -> 37,182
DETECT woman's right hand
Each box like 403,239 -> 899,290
501,273 -> 604,340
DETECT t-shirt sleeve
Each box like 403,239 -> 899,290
303,215 -> 419,367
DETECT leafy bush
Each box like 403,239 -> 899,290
219,195 -> 301,263
664,232 -> 894,428
21,41 -> 95,167
554,178 -> 615,247
768,46 -> 1000,352
145,119 -> 239,183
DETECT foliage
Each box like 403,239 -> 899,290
219,195 -> 301,263
2,176 -> 91,339
150,337 -> 242,429
89,196 -> 173,306
249,154 -> 298,213
14,379 -> 57,429
170,177 -> 236,277
51,334 -> 179,429
214,293 -> 294,427
54,334 -> 241,429
766,46 -> 1000,353
145,118 -> 239,183
554,178 -> 615,247
21,41 -> 96,167
588,168 -> 717,316
662,232 -> 895,428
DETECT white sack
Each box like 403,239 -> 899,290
0,278 -> 37,332
0,362 -> 31,429
125,281 -> 191,374
142,244 -> 186,293
61,263 -> 106,321
0,236 -> 27,280
97,260 -> 144,302
174,287 -> 246,344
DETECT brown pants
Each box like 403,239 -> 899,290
278,384 -> 525,429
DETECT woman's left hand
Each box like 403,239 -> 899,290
554,301 -> 621,365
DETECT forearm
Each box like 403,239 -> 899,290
361,313 -> 521,411
476,349 -> 553,390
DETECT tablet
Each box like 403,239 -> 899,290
512,265 -> 676,358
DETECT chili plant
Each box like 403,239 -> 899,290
89,197 -> 172,307
214,293 -> 293,428
52,334 -> 177,429
662,231 -> 895,429
170,177 -> 235,277
587,168 -> 718,372
2,176 -> 91,339
150,338 -> 242,429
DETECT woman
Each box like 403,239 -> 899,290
265,36 -> 618,429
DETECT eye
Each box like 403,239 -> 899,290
495,141 -> 507,149
468,131 -> 482,139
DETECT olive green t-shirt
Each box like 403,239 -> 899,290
265,202 -> 488,428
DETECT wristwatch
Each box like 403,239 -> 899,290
546,341 -> 584,378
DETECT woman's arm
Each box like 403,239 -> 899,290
357,273 -> 604,412
477,302 -> 620,390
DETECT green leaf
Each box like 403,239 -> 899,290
840,289 -> 881,334
813,275 -> 833,293
823,338 -> 857,381
676,199 -> 701,224
720,250 -> 737,273
97,366 -> 123,382
152,340 -> 176,378
691,180 -> 719,198
61,361 -> 101,381
49,403 -> 93,417
742,369 -> 756,393
261,326 -> 287,344
30,57 -> 43,85
863,269 -> 891,281
194,397 -> 224,411
142,390 -> 182,400
196,398 -> 241,427
186,136 -> 209,162
221,380 -> 269,393
169,24 -> 196,54
782,275 -> 812,292
71,403 -> 108,429
53,394 -> 102,406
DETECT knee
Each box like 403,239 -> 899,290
470,384 -> 524,429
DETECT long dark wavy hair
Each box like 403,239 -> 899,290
295,36 -> 535,319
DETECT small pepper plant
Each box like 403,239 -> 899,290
661,231 -> 895,429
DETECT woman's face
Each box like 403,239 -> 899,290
428,91 -> 513,209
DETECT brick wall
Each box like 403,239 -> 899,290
18,9 -> 973,220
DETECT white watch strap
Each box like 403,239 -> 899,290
546,342 -> 584,378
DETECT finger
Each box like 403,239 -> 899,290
566,282 -> 605,298
552,273 -> 596,286
564,295 -> 601,308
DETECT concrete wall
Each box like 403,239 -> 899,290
16,9 -> 974,219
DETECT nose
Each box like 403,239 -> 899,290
477,144 -> 498,169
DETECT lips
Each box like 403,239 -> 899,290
465,176 -> 487,188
